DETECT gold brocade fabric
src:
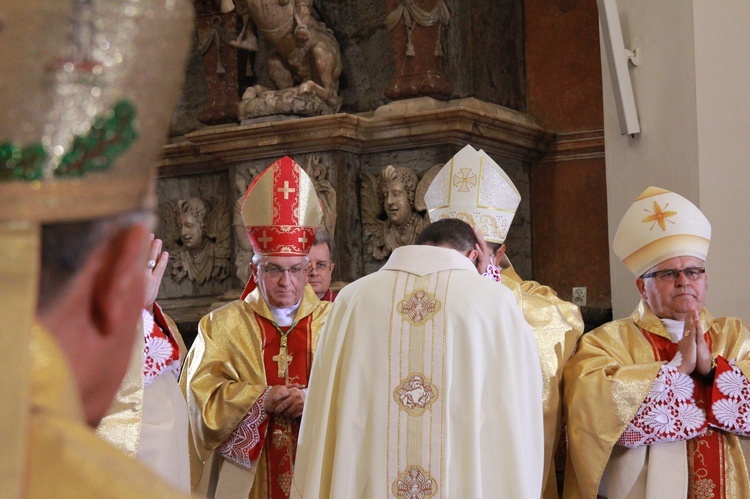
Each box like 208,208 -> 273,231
181,285 -> 330,494
563,301 -> 750,499
500,266 -> 584,499
97,311 -> 186,457
27,325 -> 187,498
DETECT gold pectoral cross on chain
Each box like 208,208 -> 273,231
273,335 -> 293,381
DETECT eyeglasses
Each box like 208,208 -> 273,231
308,262 -> 331,274
259,263 -> 309,278
641,267 -> 706,282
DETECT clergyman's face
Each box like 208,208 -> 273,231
383,183 -> 411,226
252,255 -> 309,308
636,255 -> 708,321
307,242 -> 334,298
179,213 -> 203,250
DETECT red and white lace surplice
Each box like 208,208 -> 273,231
619,352 -> 750,447
141,309 -> 181,386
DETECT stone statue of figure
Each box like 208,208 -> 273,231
235,0 -> 343,119
160,197 -> 231,285
361,165 -> 430,261
384,0 -> 453,100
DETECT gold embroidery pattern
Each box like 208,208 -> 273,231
452,168 -> 477,192
394,373 -> 438,416
392,465 -> 437,498
398,290 -> 440,325
641,200 -> 677,231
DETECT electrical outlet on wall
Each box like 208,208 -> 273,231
572,287 -> 587,307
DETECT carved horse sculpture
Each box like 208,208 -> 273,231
240,0 -> 342,108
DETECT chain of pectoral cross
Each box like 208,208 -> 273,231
271,321 -> 298,383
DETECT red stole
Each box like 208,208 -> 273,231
251,314 -> 314,498
641,330 -> 726,499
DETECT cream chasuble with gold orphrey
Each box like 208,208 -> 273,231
292,245 -> 545,498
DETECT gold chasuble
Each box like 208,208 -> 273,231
182,284 -> 330,498
292,245 -> 545,498
563,301 -> 750,499
500,266 -> 584,499
28,325 -> 187,498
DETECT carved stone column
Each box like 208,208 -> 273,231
384,0 -> 453,101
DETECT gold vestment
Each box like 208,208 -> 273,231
182,285 -> 330,497
563,301 -> 750,498
501,266 -> 584,499
27,324 -> 187,498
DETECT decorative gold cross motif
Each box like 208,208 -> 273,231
273,345 -> 293,381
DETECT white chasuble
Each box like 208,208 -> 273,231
389,273 -> 446,497
292,245 -> 545,499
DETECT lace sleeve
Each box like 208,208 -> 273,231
217,387 -> 271,470
708,356 -> 750,436
616,364 -> 707,448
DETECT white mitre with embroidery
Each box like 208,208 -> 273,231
424,144 -> 521,244
613,186 -> 711,276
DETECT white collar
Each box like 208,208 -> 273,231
268,300 -> 302,326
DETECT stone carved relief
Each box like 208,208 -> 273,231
385,0 -> 453,100
194,1 -> 242,124
361,164 -> 438,261
235,0 -> 343,120
160,197 -> 232,285
233,155 -> 338,284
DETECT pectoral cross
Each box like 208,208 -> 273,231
273,336 -> 293,381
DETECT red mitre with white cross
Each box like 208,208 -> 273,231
241,156 -> 323,256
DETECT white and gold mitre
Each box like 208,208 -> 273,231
613,186 -> 711,276
0,2 -> 193,497
424,144 -> 521,244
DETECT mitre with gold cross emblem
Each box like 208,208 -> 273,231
424,144 -> 521,244
614,186 -> 711,276
241,156 -> 323,256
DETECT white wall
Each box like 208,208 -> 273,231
602,1 -> 750,322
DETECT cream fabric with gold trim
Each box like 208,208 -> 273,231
292,245 -> 544,498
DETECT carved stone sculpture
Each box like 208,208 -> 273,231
235,0 -> 343,120
361,165 -> 432,260
160,197 -> 231,285
384,0 -> 453,101
301,154 -> 337,239
194,0 -> 242,124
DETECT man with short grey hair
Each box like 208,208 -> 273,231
182,157 -> 331,498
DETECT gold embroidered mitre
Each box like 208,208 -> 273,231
241,156 -> 323,256
0,1 -> 193,497
613,186 -> 711,276
424,144 -> 521,244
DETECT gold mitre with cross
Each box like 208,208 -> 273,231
614,186 -> 712,276
241,156 -> 323,256
424,144 -> 521,244
0,2 -> 193,497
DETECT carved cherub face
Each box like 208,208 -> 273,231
383,181 -> 412,226
178,213 -> 204,250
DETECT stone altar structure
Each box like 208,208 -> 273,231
159,0 -> 546,343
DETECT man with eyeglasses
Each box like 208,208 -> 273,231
307,229 -> 337,301
181,157 -> 331,498
563,187 -> 750,498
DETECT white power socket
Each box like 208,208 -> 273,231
572,287 -> 587,307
